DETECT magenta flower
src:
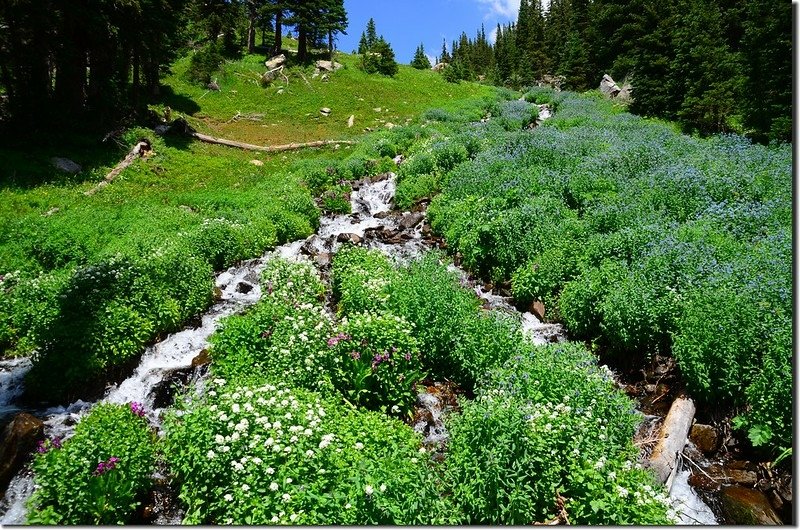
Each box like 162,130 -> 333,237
350,350 -> 361,360
93,456 -> 120,476
327,333 -> 351,348
130,402 -> 146,417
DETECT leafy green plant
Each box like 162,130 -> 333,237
164,381 -> 458,525
331,246 -> 397,315
327,312 -> 424,417
27,403 -> 157,525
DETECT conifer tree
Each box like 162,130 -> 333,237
411,43 -> 432,69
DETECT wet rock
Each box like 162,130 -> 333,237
531,300 -> 546,321
213,286 -> 223,300
645,384 -> 657,393
400,212 -> 424,229
336,233 -> 362,245
728,469 -> 758,487
150,368 -> 194,410
50,157 -> 82,174
316,252 -> 331,267
374,211 -> 391,219
690,423 -> 720,454
0,413 -> 44,495
236,282 -> 253,294
191,349 -> 211,369
720,485 -> 782,525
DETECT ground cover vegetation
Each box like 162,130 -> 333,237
432,0 -> 790,143
422,89 -> 791,453
158,254 -> 673,524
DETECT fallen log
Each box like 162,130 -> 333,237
647,396 -> 696,485
190,131 -> 356,152
84,139 -> 152,196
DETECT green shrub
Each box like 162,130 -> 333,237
187,44 -> 224,85
331,246 -> 396,315
385,253 -> 480,381
27,403 -> 157,524
327,312 -> 424,417
445,343 -> 672,525
164,382 -> 458,525
558,260 -> 627,340
395,172 -> 439,210
320,185 -> 351,214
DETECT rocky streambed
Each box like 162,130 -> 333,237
0,103 -> 790,524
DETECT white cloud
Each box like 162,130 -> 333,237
475,0 -> 521,20
488,25 -> 499,44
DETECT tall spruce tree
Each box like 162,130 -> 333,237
411,43 -> 432,69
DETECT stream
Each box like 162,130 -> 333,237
0,104 -> 725,524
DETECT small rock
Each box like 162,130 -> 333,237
43,207 -> 60,216
400,212 -> 424,229
265,54 -> 286,70
312,71 -> 320,79
336,233 -> 362,245
236,282 -> 253,294
207,80 -> 220,91
347,115 -> 355,128
720,485 -> 782,525
690,423 -> 721,454
213,286 -> 223,300
373,107 -> 382,112
0,413 -> 45,496
321,74 -> 330,82
320,107 -> 331,116
385,122 -> 396,129
191,349 -> 211,368
316,252 -> 332,267
645,384 -> 657,393
50,157 -> 82,174
315,60 -> 343,72
393,154 -> 405,165
154,124 -> 171,136
374,211 -> 391,220
531,300 -> 546,321
277,88 -> 284,95
250,159 -> 264,166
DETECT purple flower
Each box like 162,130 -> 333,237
403,352 -> 412,362
327,333 -> 351,348
350,351 -> 361,360
130,402 -> 146,417
93,457 -> 120,476
51,437 -> 62,449
36,440 -> 47,454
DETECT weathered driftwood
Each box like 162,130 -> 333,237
84,139 -> 151,196
647,397 -> 696,484
189,131 -> 356,152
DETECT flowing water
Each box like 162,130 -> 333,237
0,103 -> 716,524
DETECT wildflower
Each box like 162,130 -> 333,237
305,450 -> 314,458
271,516 -> 279,523
242,484 -> 250,492
232,404 -> 240,414
616,486 -> 629,498
207,450 -> 216,459
221,446 -> 230,453
130,402 -> 146,418
282,493 -> 291,502
365,485 -> 374,496
608,471 -> 617,480
270,482 -> 279,491
285,478 -> 293,484
379,484 -> 386,493
345,503 -> 352,509
265,437 -> 275,447
215,434 -> 225,444
354,442 -> 364,450
252,457 -> 262,465
290,514 -> 298,522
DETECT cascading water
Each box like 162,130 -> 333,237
0,102 -> 716,524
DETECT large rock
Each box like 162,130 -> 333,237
315,60 -> 342,72
0,413 -> 44,495
617,82 -> 633,102
720,486 -> 782,525
690,423 -> 720,454
50,157 -> 82,174
432,62 -> 448,72
265,54 -> 286,70
600,73 -> 621,97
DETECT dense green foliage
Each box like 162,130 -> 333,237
357,19 -> 399,77
428,90 -> 792,450
27,403 -> 157,524
445,343 -> 673,524
439,0 -> 790,142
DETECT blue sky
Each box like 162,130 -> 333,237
336,0 -> 521,64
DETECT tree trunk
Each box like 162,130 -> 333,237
648,397 -> 696,485
274,10 -> 283,55
328,31 -> 334,61
298,24 -> 307,62
247,6 -> 256,53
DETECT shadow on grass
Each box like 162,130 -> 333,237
153,85 -> 201,116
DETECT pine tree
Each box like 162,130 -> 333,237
411,43 -> 432,69
319,0 -> 348,60
358,32 -> 368,54
439,39 -> 451,63
365,18 -> 378,48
